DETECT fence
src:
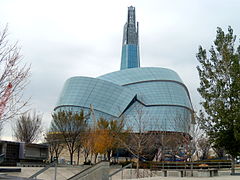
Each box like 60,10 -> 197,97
148,161 -> 232,170
114,161 -> 233,178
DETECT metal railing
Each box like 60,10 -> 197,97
149,161 -> 232,170
29,160 -> 57,179
109,163 -> 132,180
67,161 -> 109,180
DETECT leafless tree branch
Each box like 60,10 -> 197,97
0,25 -> 30,125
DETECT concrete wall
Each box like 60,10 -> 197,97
110,169 -> 233,179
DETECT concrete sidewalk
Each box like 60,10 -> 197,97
112,169 -> 240,180
2,166 -> 240,180
124,175 -> 240,180
2,166 -> 85,180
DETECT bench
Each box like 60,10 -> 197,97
198,169 -> 218,177
162,169 -> 192,177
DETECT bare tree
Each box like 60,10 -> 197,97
51,110 -> 88,165
120,107 -> 157,178
152,110 -> 194,162
13,111 -> 43,143
174,112 -> 213,161
197,135 -> 211,160
45,129 -> 64,163
0,25 -> 30,127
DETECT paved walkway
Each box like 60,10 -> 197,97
124,176 -> 240,180
2,166 -> 240,180
1,166 -> 84,180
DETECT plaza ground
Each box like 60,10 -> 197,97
124,176 -> 240,180
1,166 -> 240,180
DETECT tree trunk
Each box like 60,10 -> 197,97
90,153 -> 93,163
84,152 -> 88,163
136,157 -> 140,178
107,150 -> 111,161
50,150 -> 54,163
70,152 -> 74,165
94,153 -> 98,164
77,149 -> 80,165
231,155 -> 235,174
50,155 -> 54,163
55,151 -> 59,164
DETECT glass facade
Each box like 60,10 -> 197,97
55,76 -> 136,117
98,67 -> 184,85
123,102 -> 191,133
126,81 -> 191,108
55,68 -> 193,133
121,45 -> 140,69
120,6 -> 140,70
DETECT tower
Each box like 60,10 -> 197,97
120,6 -> 140,70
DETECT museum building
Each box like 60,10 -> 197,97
54,6 -> 194,134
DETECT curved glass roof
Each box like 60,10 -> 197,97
126,81 -> 192,109
55,77 -> 136,117
98,67 -> 183,85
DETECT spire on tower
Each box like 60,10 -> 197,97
120,6 -> 140,70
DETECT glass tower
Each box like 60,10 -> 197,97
120,6 -> 140,70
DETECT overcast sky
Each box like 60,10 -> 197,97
0,0 -> 239,140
